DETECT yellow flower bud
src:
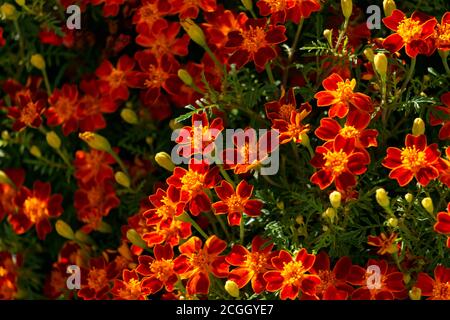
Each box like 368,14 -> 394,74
120,108 -> 138,125
15,0 -> 25,6
181,19 -> 207,48
96,220 -> 112,233
295,215 -> 304,225
323,29 -> 332,46
376,188 -> 390,208
178,69 -> 194,86
75,230 -> 94,245
405,193 -> 413,203
155,152 -> 175,172
46,131 -> 61,149
403,273 -> 411,285
145,136 -> 154,146
225,280 -> 240,298
1,130 -> 10,140
30,145 -> 42,158
374,53 -> 388,78
412,118 -> 425,136
409,287 -> 421,300
383,0 -> 396,17
341,0 -> 352,20
0,170 -> 14,186
300,133 -> 310,148
55,220 -> 75,240
169,119 -> 183,131
115,171 -> 131,188
126,229 -> 148,249
118,242 -> 133,261
421,197 -> 434,214
1,3 -> 17,20
79,132 -> 112,152
324,207 -> 337,222
387,217 -> 398,228
329,191 -> 342,209
241,0 -> 253,11
30,54 -> 46,71
276,201 -> 285,210
364,48 -> 374,62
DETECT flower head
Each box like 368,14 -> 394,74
415,265 -> 450,300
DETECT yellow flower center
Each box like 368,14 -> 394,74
189,250 -> 211,273
140,3 -> 159,24
87,268 -> 107,292
242,27 -> 267,53
180,170 -> 204,195
53,96 -> 75,122
0,266 -> 8,277
316,270 -> 336,294
401,146 -> 426,171
279,104 -> 296,121
150,259 -> 175,282
108,69 -> 125,89
397,18 -> 422,43
144,65 -> 168,88
20,102 -> 38,125
436,22 -> 450,46
87,185 -> 103,206
23,197 -> 48,223
340,125 -> 360,139
118,278 -> 142,300
324,150 -> 349,174
281,260 -> 306,286
431,281 -> 450,300
156,204 -> 175,220
336,79 -> 356,102
246,252 -> 268,274
226,194 -> 244,213
264,0 -> 289,11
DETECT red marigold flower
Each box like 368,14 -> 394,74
132,0 -> 172,35
45,84 -> 79,135
315,110 -> 378,149
0,251 -> 22,300
382,134 -> 446,187
77,80 -> 118,132
439,147 -> 450,188
175,112 -> 224,159
257,0 -> 321,24
213,180 -> 263,226
367,233 -> 399,255
78,257 -> 118,300
9,181 -> 63,240
415,265 -> 450,300
433,12 -> 450,51
143,219 -> 192,247
127,51 -> 183,104
0,168 -> 25,222
39,26 -> 74,48
434,203 -> 450,248
7,91 -> 46,131
314,73 -> 373,118
136,22 -> 190,58
111,269 -> 149,300
91,0 -> 126,17
226,236 -> 277,294
382,9 -> 437,58
170,0 -> 217,19
272,103 -> 312,144
347,259 -> 406,300
225,18 -> 287,71
265,88 -> 298,122
264,248 -> 320,300
95,55 -> 135,102
310,135 -> 370,191
429,92 -> 450,140
74,149 -> 116,185
173,235 -> 229,296
136,243 -> 178,294
166,160 -> 220,216
306,252 -> 353,300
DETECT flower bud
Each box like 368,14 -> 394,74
46,131 -> 61,149
364,48 -> 374,62
324,207 -> 337,222
421,197 -> 433,214
412,118 -> 425,136
30,145 -> 42,158
169,119 -> 183,131
295,215 -> 304,225
30,54 -> 46,71
0,170 -> 14,186
405,193 -> 413,203
55,220 -> 75,240
1,130 -> 10,140
323,29 -> 332,46
115,171 -> 131,188
1,3 -> 17,20
178,69 -> 194,86
155,152 -> 175,172
225,280 -> 240,298
15,0 -> 25,6
376,188 -> 390,208
75,230 -> 94,245
126,229 -> 147,249
329,191 -> 342,209
341,0 -> 352,20
96,220 -> 112,233
120,108 -> 138,124
409,287 -> 421,300
387,217 -> 398,227
300,133 -> 310,148
241,0 -> 253,11
403,273 -> 411,285
383,0 -> 396,17
374,53 -> 387,78
79,132 -> 111,152
181,19 -> 207,48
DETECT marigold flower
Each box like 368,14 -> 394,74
264,248 -> 320,300
225,18 -> 287,70
74,149 -> 116,185
136,243 -> 178,294
78,257 -> 118,300
7,91 -> 46,131
91,0 -> 126,17
439,147 -> 450,188
256,0 -> 297,24
132,0 -> 171,35
429,92 -> 450,140
111,269 -> 149,300
272,103 -> 312,145
382,9 -> 437,58
434,203 -> 450,248
142,219 -> 192,247
226,236 -> 278,294
310,135 -> 370,191
173,235 -> 229,296
171,0 -> 217,19
382,134 -> 446,187
143,186 -> 185,227
368,233 -> 399,255
265,88 -> 298,122
9,181 -> 63,240
415,265 -> 450,300
0,252 -> 21,300
0,169 -> 25,222
213,180 -> 263,226
45,84 -> 79,136
314,73 -> 374,118
432,12 -> 450,52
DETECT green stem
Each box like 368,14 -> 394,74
216,214 -> 231,241
204,45 -> 223,71
265,64 -> 276,85
181,213 -> 209,240
400,58 -> 416,94
41,67 -> 52,97
282,18 -> 304,88
110,150 -> 129,177
440,53 -> 450,76
218,163 -> 235,188
334,18 -> 349,52
240,216 -> 245,244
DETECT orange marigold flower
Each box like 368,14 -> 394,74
170,0 -> 217,19
74,149 -> 116,185
173,235 -> 229,296
225,18 -> 287,71
347,259 -> 406,300
226,236 -> 277,294
272,103 -> 312,144
142,219 -> 192,247
45,84 -> 79,136
367,233 -> 399,255
78,257 -> 118,300
415,265 -> 450,300
264,248 -> 320,300
434,203 -> 450,248
136,243 -> 178,294
265,88 -> 298,122
310,135 -> 370,191
213,180 -> 263,226
0,252 -> 21,300
429,92 -> 450,140
382,134 -> 446,187
433,12 -> 450,51
111,269 -> 150,300
132,0 -> 172,35
9,181 -> 63,240
257,0 -> 321,24
0,169 -> 25,222
382,9 -> 437,58
7,91 -> 46,131
314,73 -> 373,118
